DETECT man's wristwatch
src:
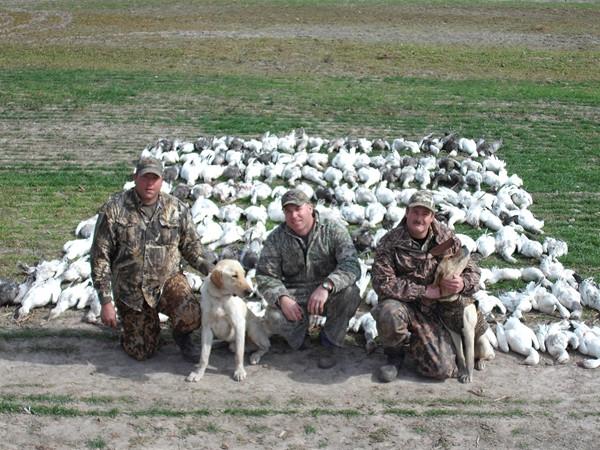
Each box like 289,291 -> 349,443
321,279 -> 334,293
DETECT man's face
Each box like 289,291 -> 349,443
134,172 -> 163,205
284,203 -> 315,237
406,206 -> 434,239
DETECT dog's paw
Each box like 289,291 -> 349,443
458,372 -> 473,384
185,370 -> 205,382
233,367 -> 247,382
475,359 -> 486,371
249,352 -> 261,365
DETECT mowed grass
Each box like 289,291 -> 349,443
0,167 -> 129,275
0,0 -> 599,279
0,390 -> 543,419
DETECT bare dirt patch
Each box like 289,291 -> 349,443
1,308 -> 600,449
2,3 -> 600,449
2,2 -> 599,50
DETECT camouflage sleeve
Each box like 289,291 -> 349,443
255,231 -> 290,306
178,205 -> 215,275
90,209 -> 115,305
371,235 -> 426,302
326,222 -> 361,293
445,232 -> 480,296
461,257 -> 481,296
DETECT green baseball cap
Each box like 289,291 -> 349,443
281,189 -> 311,207
408,190 -> 436,213
135,157 -> 163,177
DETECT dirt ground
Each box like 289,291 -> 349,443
1,306 -> 600,450
2,3 -> 600,449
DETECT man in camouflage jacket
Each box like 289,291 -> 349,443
371,190 -> 488,381
256,189 -> 361,369
91,157 -> 214,362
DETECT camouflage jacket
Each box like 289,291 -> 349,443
256,213 -> 361,306
90,188 -> 213,311
371,218 -> 480,303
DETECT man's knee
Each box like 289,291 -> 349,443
327,284 -> 361,316
372,299 -> 412,348
123,347 -> 153,361
121,333 -> 158,361
171,307 -> 202,334
159,273 -> 201,329
374,298 -> 407,315
372,299 -> 408,329
119,312 -> 161,361
264,305 -> 307,350
164,297 -> 202,333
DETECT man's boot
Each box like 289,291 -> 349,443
317,331 -> 339,369
173,330 -> 200,363
378,347 -> 406,383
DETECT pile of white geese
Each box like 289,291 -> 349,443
1,129 -> 600,368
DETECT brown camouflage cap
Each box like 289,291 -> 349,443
281,189 -> 311,207
408,190 -> 436,213
135,156 -> 163,177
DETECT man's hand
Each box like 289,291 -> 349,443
279,295 -> 304,322
424,284 -> 441,300
439,275 -> 464,295
101,302 -> 118,328
422,284 -> 441,305
307,286 -> 329,316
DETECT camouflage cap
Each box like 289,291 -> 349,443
408,190 -> 436,213
281,189 -> 311,207
135,156 -> 163,177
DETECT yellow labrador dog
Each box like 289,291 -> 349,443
435,246 -> 494,383
186,259 -> 270,382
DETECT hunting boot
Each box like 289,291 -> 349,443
298,334 -> 312,351
317,331 -> 339,369
173,330 -> 200,363
378,347 -> 406,383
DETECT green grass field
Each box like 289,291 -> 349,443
0,0 -> 599,279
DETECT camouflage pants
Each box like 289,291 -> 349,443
372,299 -> 458,380
264,284 -> 362,349
117,273 -> 202,361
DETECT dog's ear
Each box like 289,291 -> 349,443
210,269 -> 223,289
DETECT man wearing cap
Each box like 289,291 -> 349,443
371,190 -> 488,382
91,156 -> 215,362
256,188 -> 361,369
